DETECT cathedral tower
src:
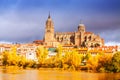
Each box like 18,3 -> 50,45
44,13 -> 55,44
78,23 -> 85,33
75,22 -> 86,47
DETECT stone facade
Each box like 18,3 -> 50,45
44,14 -> 104,47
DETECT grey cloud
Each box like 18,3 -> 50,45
0,8 -> 120,44
100,29 -> 120,42
0,10 -> 45,42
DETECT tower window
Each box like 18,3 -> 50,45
89,36 -> 91,41
57,37 -> 59,41
47,30 -> 50,32
77,35 -> 80,38
84,36 -> 87,42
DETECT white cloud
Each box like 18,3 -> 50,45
105,41 -> 120,46
0,41 -> 12,44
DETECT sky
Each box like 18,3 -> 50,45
0,0 -> 120,45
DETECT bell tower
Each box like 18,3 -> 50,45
78,24 -> 85,33
75,21 -> 86,47
44,13 -> 54,44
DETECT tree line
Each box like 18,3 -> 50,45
1,46 -> 120,72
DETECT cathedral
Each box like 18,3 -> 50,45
43,14 -> 104,47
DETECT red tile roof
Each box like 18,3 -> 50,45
84,32 -> 93,34
55,32 -> 74,35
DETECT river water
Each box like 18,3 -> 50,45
0,69 -> 120,80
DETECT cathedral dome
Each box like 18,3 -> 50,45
78,23 -> 85,28
78,23 -> 86,32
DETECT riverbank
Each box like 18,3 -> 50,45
1,47 -> 120,73
0,68 -> 120,80
0,65 -> 94,73
1,52 -> 120,74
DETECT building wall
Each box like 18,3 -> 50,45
17,44 -> 38,61
55,32 -> 75,45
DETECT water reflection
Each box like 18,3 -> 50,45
0,69 -> 120,80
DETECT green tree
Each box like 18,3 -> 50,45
36,46 -> 48,66
111,52 -> 120,72
97,53 -> 113,72
56,45 -> 63,58
63,50 -> 83,70
9,47 -> 20,65
2,51 -> 9,66
54,45 -> 63,68
18,56 -> 26,67
84,52 -> 92,60
2,47 -> 20,66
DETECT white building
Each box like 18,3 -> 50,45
17,43 -> 38,61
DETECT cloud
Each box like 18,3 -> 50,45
0,8 -> 120,44
0,41 -> 12,44
100,29 -> 120,43
105,41 -> 120,46
0,0 -> 120,44
0,9 -> 45,42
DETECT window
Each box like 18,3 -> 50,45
84,36 -> 87,42
77,35 -> 80,38
89,36 -> 91,41
29,53 -> 32,55
57,37 -> 59,41
47,30 -> 50,32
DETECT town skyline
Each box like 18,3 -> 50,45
0,0 -> 120,46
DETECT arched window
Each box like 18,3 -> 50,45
47,30 -> 50,32
29,53 -> 32,55
57,37 -> 59,41
84,36 -> 87,42
89,36 -> 91,41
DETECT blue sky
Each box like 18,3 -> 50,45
0,0 -> 120,45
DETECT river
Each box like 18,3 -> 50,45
0,69 -> 120,80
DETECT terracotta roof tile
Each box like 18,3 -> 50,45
84,32 -> 93,34
55,32 -> 74,35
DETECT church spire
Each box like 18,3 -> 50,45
48,12 -> 51,19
